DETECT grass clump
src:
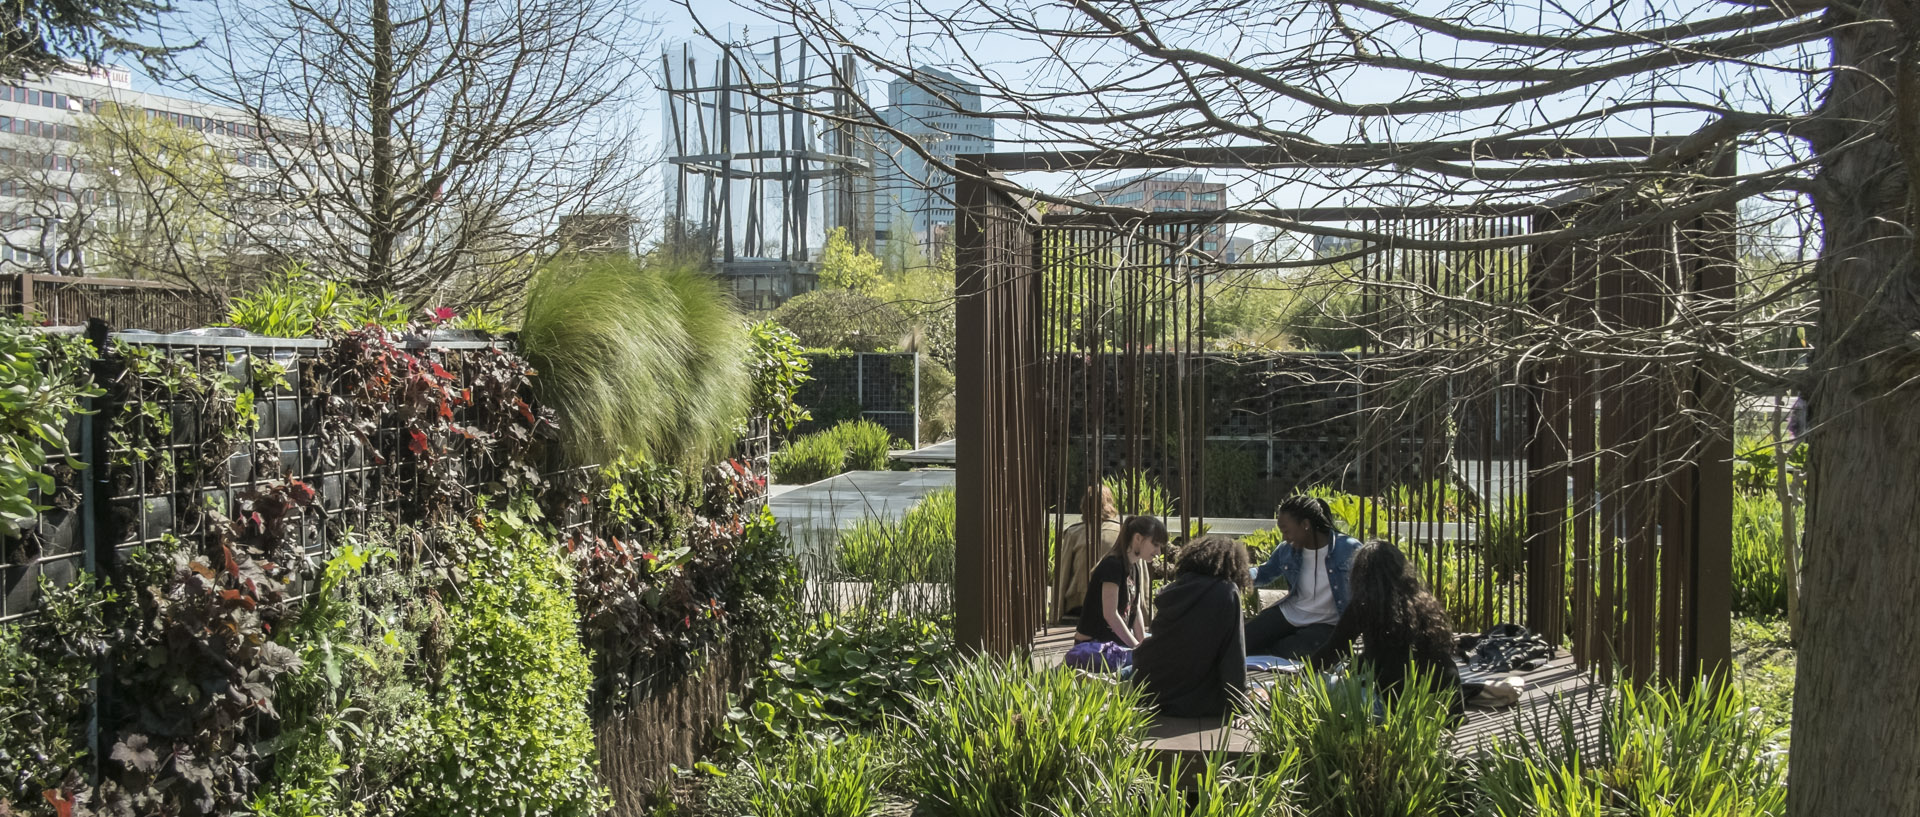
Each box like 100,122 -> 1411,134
711,733 -> 890,817
1243,667 -> 1462,817
772,420 -> 896,484
520,255 -> 749,466
1731,491 -> 1787,618
1469,680 -> 1786,816
900,655 -> 1151,817
1056,749 -> 1301,817
836,487 -> 955,585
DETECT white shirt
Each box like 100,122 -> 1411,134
1280,545 -> 1341,627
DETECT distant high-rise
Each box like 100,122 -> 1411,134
873,68 -> 993,252
1074,172 -> 1231,255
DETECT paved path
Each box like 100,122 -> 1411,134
769,469 -> 956,555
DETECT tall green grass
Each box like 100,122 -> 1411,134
1103,471 -> 1173,517
719,733 -> 890,817
519,255 -> 750,466
1469,682 -> 1787,816
1055,748 -> 1302,817
772,420 -> 896,484
1732,491 -> 1787,618
899,656 -> 1152,817
1243,667 -> 1463,817
837,487 -> 955,586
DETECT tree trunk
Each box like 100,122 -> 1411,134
366,0 -> 398,294
1789,6 -> 1920,813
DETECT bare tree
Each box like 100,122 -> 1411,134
196,0 -> 653,308
695,0 -> 1917,811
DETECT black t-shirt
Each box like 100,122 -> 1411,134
1075,555 -> 1136,643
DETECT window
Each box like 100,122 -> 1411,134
54,94 -> 66,110
1154,190 -> 1187,200
1194,192 -> 1219,202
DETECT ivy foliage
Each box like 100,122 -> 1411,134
0,316 -> 100,537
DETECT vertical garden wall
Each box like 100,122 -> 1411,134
0,306 -> 804,817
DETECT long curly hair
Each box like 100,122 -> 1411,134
1343,540 -> 1454,661
1173,534 -> 1251,590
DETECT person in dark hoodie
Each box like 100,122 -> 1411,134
1129,535 -> 1250,718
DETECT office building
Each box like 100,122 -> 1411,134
873,67 -> 993,251
1075,172 -> 1231,255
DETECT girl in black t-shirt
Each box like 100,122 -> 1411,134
1067,516 -> 1167,667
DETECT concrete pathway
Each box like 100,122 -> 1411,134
769,469 -> 957,555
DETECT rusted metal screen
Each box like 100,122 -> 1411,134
954,162 -> 1048,652
955,150 -> 1735,685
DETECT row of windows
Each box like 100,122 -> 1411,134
0,148 -> 80,172
0,85 -> 91,113
0,181 -> 93,204
147,108 -> 267,141
0,116 -> 80,141
1,245 -> 42,264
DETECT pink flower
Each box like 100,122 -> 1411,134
430,307 -> 456,323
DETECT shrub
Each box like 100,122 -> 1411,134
718,613 -> 956,757
1203,443 -> 1261,518
520,255 -> 750,466
772,429 -> 848,484
899,655 -> 1152,817
226,263 -> 412,337
1469,681 -> 1787,816
838,419 -> 894,471
772,420 -> 897,484
1243,667 -> 1463,817
388,503 -> 607,816
773,289 -> 910,352
0,314 -> 100,534
837,487 -> 956,585
715,732 -> 890,817
253,539 -> 433,817
748,321 -> 814,435
0,575 -> 117,812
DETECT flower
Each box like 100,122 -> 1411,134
430,306 -> 457,323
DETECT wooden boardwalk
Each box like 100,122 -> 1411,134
1031,626 -> 1607,762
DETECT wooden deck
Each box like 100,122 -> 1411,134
1031,626 -> 1607,762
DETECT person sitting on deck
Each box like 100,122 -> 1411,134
1052,484 -> 1122,624
1307,539 -> 1466,721
1245,495 -> 1362,659
1129,534 -> 1250,718
1062,515 -> 1165,671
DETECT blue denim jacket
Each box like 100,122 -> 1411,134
1249,533 -> 1361,614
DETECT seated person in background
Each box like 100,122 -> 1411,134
1130,534 -> 1250,717
1052,485 -> 1121,624
1062,515 -> 1166,670
1245,495 -> 1362,658
1308,539 -> 1465,721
